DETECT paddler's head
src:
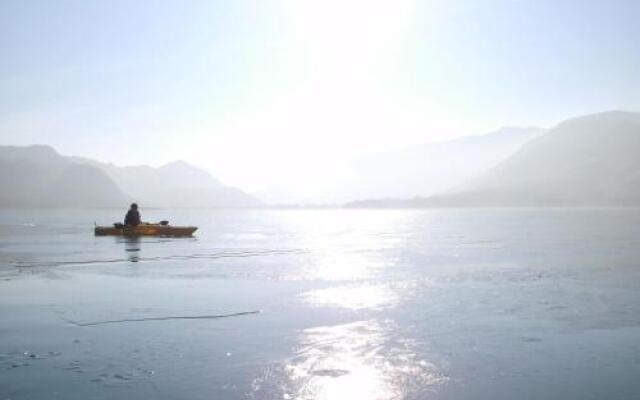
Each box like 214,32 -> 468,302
130,203 -> 138,210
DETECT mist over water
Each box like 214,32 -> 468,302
2,208 -> 640,399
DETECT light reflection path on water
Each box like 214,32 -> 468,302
252,320 -> 447,400
301,283 -> 400,310
250,210 -> 446,399
282,210 -> 419,282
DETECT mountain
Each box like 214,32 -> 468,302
71,158 -> 261,208
334,126 -> 541,202
0,145 -> 130,208
425,111 -> 640,206
0,145 -> 260,208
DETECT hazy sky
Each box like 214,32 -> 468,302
1,0 -> 639,193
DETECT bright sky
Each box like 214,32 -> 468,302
1,0 -> 639,194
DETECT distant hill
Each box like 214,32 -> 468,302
335,126 -> 541,202
0,145 -> 260,208
72,158 -> 261,208
0,145 -> 130,208
422,111 -> 640,207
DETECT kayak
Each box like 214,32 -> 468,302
94,223 -> 197,236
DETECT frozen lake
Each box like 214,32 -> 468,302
1,208 -> 640,399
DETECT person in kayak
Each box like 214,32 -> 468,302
124,203 -> 141,226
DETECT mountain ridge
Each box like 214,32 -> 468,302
0,145 -> 260,208
335,125 -> 542,202
346,110 -> 640,207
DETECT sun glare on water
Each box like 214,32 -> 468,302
270,321 -> 446,400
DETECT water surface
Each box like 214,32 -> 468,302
1,209 -> 640,399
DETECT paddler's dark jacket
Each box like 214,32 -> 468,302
124,209 -> 141,226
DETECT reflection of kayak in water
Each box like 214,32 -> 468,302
94,222 -> 197,236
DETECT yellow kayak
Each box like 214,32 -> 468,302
95,223 -> 197,236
